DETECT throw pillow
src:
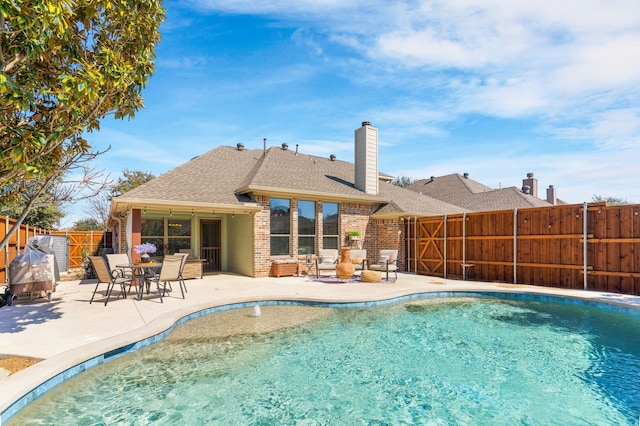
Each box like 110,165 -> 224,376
378,255 -> 390,265
350,257 -> 362,264
321,256 -> 334,264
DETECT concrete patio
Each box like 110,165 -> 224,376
1,272 -> 639,420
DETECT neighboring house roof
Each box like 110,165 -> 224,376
407,173 -> 554,212
112,145 -> 466,217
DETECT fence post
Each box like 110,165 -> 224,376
413,216 -> 418,274
583,202 -> 588,290
443,214 -> 447,279
462,212 -> 466,266
4,216 -> 8,282
513,208 -> 518,284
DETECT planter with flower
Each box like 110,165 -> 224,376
134,242 -> 157,264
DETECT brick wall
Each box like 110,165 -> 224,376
252,197 -> 405,277
366,218 -> 406,270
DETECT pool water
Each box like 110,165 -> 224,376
8,296 -> 640,425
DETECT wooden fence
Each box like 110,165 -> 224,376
405,202 -> 640,296
0,215 -> 109,284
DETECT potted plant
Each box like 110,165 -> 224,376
346,230 -> 361,240
134,242 -> 158,263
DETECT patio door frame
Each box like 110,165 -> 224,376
200,219 -> 221,272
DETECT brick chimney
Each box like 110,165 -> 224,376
522,172 -> 538,197
546,185 -> 557,205
355,121 -> 378,195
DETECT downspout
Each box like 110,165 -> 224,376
110,212 -> 122,254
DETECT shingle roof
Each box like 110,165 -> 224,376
113,145 -> 465,216
407,173 -> 553,212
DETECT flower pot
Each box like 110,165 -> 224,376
140,253 -> 151,263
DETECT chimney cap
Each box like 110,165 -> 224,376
236,143 -> 244,151
361,121 -> 372,127
527,172 -> 534,178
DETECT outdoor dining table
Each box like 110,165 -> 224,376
116,262 -> 163,302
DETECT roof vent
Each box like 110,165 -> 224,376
522,185 -> 531,194
362,121 -> 372,127
463,172 -> 469,179
281,143 -> 288,150
429,176 -> 435,182
236,143 -> 244,151
330,154 -> 336,161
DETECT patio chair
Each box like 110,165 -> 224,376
175,252 -> 189,293
105,253 -> 134,280
368,249 -> 399,280
315,249 -> 339,278
153,255 -> 186,299
89,256 -> 134,306
349,249 -> 367,273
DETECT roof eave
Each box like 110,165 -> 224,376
237,185 -> 386,204
110,197 -> 262,216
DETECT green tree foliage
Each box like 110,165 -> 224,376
72,217 -> 102,231
0,1 -> 164,250
391,174 -> 417,188
592,195 -> 632,206
1,204 -> 63,229
0,1 -> 164,191
111,169 -> 155,197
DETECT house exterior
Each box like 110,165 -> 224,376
407,172 -> 564,212
108,122 -> 465,277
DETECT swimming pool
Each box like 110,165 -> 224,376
5,293 -> 640,424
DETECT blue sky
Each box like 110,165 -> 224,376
64,0 -> 640,226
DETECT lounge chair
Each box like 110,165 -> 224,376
349,249 -> 367,273
368,249 -> 399,280
315,249 -> 339,278
89,256 -> 134,306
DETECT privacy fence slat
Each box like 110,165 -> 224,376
0,215 -> 109,283
407,202 -> 640,296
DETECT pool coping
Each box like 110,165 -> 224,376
1,276 -> 639,423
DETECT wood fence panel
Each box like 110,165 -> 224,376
410,203 -> 640,296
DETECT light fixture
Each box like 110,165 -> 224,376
232,212 -> 235,219
143,206 -> 147,214
191,209 -> 194,217
169,208 -> 172,216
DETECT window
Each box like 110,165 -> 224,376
141,218 -> 163,255
141,217 -> 192,255
167,219 -> 191,253
270,198 -> 290,255
298,200 -> 316,254
323,202 -> 339,249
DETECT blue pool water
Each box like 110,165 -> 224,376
7,296 -> 640,424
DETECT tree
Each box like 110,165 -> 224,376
1,203 -> 64,229
85,191 -> 112,230
592,195 -> 632,206
391,174 -> 417,188
0,1 -> 164,251
111,169 -> 155,197
72,217 -> 103,231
